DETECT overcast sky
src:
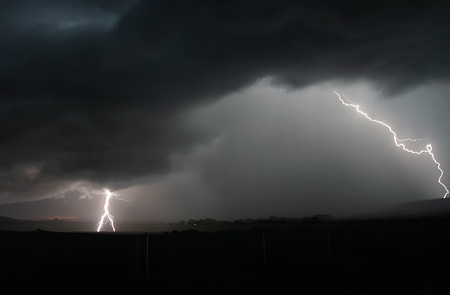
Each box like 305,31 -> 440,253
0,0 -> 450,223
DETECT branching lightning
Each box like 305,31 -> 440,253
333,90 -> 449,199
96,188 -> 127,232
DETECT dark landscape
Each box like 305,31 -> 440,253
2,206 -> 450,294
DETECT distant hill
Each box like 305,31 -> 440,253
0,216 -> 20,223
382,198 -> 450,218
0,216 -> 95,232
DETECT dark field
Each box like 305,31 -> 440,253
2,218 -> 450,294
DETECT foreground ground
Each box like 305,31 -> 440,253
1,217 -> 450,294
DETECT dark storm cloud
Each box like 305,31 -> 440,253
1,0 -> 450,198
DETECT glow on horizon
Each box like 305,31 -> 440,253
333,90 -> 449,199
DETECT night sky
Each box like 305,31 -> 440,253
1,0 -> 450,222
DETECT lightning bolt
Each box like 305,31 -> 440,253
333,90 -> 449,199
97,188 -> 127,232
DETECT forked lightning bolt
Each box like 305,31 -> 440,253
333,91 -> 449,199
97,188 -> 126,232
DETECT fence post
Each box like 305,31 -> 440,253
327,228 -> 332,256
379,227 -> 383,249
146,233 -> 149,280
262,231 -> 267,265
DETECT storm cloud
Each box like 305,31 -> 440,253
0,0 -> 450,219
